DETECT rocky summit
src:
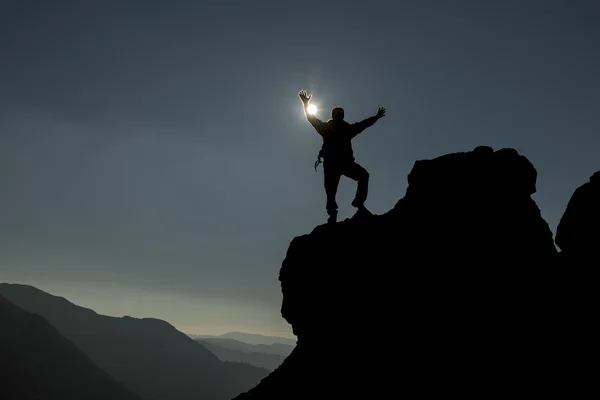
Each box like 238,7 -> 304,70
234,146 -> 596,399
556,170 -> 600,260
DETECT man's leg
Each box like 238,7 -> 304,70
323,166 -> 342,222
343,162 -> 369,208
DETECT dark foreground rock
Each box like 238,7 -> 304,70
556,171 -> 600,259
234,146 -> 595,398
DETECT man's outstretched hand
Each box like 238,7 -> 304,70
298,90 -> 312,106
376,107 -> 386,119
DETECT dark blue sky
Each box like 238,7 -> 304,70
1,0 -> 598,336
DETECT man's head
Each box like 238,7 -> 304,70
331,107 -> 345,121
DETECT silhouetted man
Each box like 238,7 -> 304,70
298,90 -> 385,223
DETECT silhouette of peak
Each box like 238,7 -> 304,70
0,284 -> 89,307
0,295 -> 142,400
2,284 -> 181,333
280,146 -> 555,338
0,283 -> 99,317
234,146 -> 596,399
555,170 -> 600,255
404,145 -> 536,195
0,284 -> 269,400
218,332 -> 297,346
123,315 -> 177,329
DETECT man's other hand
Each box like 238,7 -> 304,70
376,107 -> 386,119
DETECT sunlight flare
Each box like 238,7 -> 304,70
307,104 -> 317,115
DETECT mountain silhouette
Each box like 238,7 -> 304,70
195,338 -> 293,371
555,170 -> 600,259
0,295 -> 142,400
0,284 -> 269,400
233,146 -> 595,399
198,338 -> 294,357
192,332 -> 297,347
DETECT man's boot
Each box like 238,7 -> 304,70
351,199 -> 372,218
351,198 -> 365,209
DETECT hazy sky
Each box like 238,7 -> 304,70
1,1 -> 599,337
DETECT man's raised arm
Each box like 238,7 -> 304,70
299,90 -> 327,135
349,107 -> 386,138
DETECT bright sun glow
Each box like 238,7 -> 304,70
307,104 -> 318,115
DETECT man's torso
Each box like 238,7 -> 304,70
318,120 -> 355,163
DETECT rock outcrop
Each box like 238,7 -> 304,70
234,146 -> 595,398
555,171 -> 600,259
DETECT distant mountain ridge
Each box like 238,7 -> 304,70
0,295 -> 141,400
190,331 -> 297,346
195,338 -> 293,371
199,338 -> 294,356
0,283 -> 269,400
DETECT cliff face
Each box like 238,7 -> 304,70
235,146 -> 594,399
282,146 -> 556,342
